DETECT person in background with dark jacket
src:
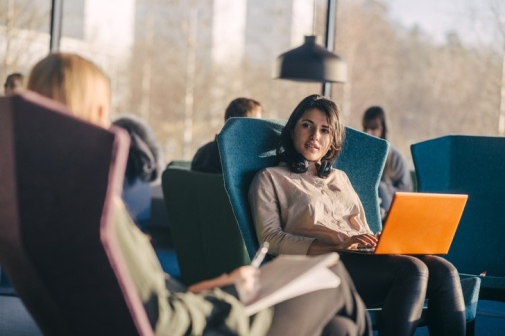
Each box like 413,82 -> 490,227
112,115 -> 164,230
113,115 -> 164,185
362,106 -> 413,215
4,72 -> 24,96
191,97 -> 263,173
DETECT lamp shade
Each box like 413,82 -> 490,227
274,35 -> 347,83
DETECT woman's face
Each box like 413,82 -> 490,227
292,108 -> 333,163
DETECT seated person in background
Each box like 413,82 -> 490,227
113,114 -> 164,186
26,53 -> 371,336
249,94 -> 466,336
4,72 -> 24,96
362,106 -> 413,214
191,97 -> 263,173
112,115 -> 164,230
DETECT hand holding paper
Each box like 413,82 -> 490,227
233,266 -> 260,303
235,242 -> 269,302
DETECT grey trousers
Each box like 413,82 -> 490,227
267,261 -> 372,336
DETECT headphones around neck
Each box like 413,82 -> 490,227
284,152 -> 332,179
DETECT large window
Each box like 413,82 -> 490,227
2,0 -> 504,164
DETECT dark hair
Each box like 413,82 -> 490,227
112,115 -> 164,183
4,72 -> 24,88
362,106 -> 387,140
224,97 -> 262,121
277,94 -> 345,165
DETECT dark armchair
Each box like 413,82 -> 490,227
0,93 -> 154,335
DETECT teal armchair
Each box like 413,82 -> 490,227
411,135 -> 505,302
218,118 -> 480,334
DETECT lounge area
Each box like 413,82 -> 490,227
2,0 -> 505,334
0,94 -> 505,335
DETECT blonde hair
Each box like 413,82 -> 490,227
26,53 -> 110,125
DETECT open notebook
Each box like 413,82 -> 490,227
350,192 -> 468,255
165,253 -> 341,317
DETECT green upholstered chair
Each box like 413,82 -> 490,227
411,135 -> 505,302
161,167 -> 250,286
218,118 -> 481,334
0,93 -> 154,335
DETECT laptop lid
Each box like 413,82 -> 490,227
374,192 -> 468,255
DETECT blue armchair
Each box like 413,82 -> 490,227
411,135 -> 505,302
218,118 -> 480,333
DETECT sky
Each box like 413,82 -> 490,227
380,0 -> 498,46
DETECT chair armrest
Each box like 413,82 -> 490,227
459,275 -> 481,322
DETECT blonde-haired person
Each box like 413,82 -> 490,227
26,53 -> 371,336
27,53 -> 110,127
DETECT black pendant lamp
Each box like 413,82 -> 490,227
273,0 -> 347,85
274,35 -> 347,83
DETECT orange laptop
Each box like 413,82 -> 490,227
354,192 -> 468,255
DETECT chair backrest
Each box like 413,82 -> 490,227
161,167 -> 250,286
411,135 -> 505,277
217,118 -> 388,260
0,92 -> 153,335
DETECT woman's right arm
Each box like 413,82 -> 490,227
306,239 -> 341,255
248,170 -> 315,255
307,234 -> 378,254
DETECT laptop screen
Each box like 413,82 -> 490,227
374,192 -> 468,254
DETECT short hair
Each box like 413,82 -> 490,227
4,72 -> 24,88
277,94 -> 345,164
362,106 -> 387,140
224,97 -> 262,121
26,53 -> 110,125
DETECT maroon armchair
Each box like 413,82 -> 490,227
0,92 -> 154,335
